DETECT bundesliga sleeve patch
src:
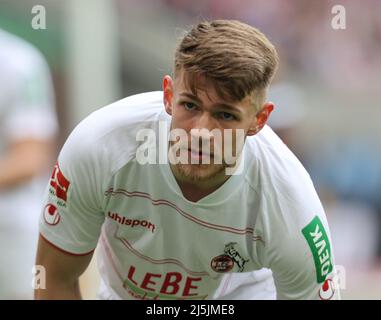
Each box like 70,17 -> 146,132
302,216 -> 333,283
49,162 -> 70,204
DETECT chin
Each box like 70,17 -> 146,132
174,163 -> 227,182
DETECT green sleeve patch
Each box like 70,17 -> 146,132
302,216 -> 333,283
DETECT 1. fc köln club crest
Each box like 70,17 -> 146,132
211,242 -> 249,273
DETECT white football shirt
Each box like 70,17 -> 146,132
40,91 -> 339,300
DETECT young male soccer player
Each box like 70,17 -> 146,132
35,20 -> 339,300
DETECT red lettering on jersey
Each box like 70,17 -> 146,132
50,162 -> 70,201
127,265 -> 138,286
159,272 -> 182,295
124,265 -> 203,298
141,273 -> 162,292
182,276 -> 201,296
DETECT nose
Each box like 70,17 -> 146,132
190,113 -> 216,154
191,113 -> 215,139
195,112 -> 216,131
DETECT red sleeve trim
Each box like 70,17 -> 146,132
40,233 -> 95,257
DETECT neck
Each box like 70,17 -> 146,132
170,164 -> 231,202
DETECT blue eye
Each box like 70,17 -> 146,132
219,112 -> 235,121
183,102 -> 196,111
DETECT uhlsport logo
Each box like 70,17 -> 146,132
108,211 -> 156,233
211,242 -> 249,273
43,204 -> 61,226
302,216 -> 333,283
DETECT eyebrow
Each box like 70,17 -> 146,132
179,92 -> 243,114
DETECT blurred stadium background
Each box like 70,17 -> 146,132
0,0 -> 380,299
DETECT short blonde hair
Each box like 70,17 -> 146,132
174,20 -> 279,109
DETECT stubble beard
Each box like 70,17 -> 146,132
172,161 -> 227,183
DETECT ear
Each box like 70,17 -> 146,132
247,102 -> 274,136
163,75 -> 174,116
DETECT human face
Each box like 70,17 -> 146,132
162,71 -> 273,185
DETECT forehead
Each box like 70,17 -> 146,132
174,70 -> 252,107
174,71 -> 220,101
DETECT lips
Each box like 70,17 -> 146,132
188,148 -> 212,157
188,149 -> 213,157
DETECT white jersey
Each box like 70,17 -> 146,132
40,91 -> 339,300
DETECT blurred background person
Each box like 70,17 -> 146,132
0,28 -> 58,299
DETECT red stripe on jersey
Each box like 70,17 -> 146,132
105,188 -> 257,236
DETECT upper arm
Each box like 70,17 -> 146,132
6,138 -> 55,172
39,121 -> 107,255
34,234 -> 94,299
35,117 -> 110,299
35,234 -> 93,283
258,152 -> 340,300
269,215 -> 340,300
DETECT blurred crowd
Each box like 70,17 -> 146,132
161,0 -> 381,91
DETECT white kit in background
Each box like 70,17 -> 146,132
0,29 -> 58,299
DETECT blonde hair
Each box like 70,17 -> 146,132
174,20 -> 279,109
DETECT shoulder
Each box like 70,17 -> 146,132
243,127 -> 337,298
245,125 -> 328,256
245,125 -> 307,176
245,125 -> 319,208
59,91 -> 165,177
